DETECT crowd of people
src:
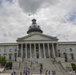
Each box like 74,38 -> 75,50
11,68 -> 76,75
11,68 -> 56,75
40,68 -> 56,75
11,61 -> 76,75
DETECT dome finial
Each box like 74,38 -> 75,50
32,19 -> 36,24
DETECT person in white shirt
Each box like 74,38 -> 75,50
69,70 -> 72,75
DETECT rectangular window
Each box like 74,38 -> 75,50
9,54 -> 12,59
4,49 -> 6,52
70,48 -> 72,52
70,53 -> 74,60
15,49 -> 17,52
3,54 -> 7,55
9,49 -> 12,52
58,50 -> 61,57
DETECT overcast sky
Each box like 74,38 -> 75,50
0,0 -> 76,43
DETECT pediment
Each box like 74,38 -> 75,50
17,33 -> 58,42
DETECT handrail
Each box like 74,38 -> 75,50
52,58 -> 67,75
58,61 -> 66,72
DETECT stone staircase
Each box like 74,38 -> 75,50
11,58 -> 68,75
23,58 -> 66,74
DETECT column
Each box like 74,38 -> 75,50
16,44 -> 19,62
17,44 -> 19,57
19,44 -> 21,57
25,43 -> 27,58
52,43 -> 56,58
48,43 -> 50,57
39,43 -> 41,58
21,44 -> 23,58
56,43 -> 58,57
30,44 -> 32,58
34,44 -> 36,58
43,43 -> 46,58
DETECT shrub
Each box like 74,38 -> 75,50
71,63 -> 76,70
5,61 -> 12,69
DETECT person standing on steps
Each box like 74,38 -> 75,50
13,70 -> 16,75
45,69 -> 48,75
69,70 -> 72,75
40,67 -> 43,75
75,70 -> 76,74
48,70 -> 50,75
52,70 -> 56,75
40,63 -> 43,75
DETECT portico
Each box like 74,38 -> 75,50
17,42 -> 58,59
16,19 -> 58,60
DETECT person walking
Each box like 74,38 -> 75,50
20,72 -> 22,75
40,67 -> 43,75
69,70 -> 72,75
48,70 -> 50,75
11,73 -> 13,75
13,71 -> 16,75
18,73 -> 20,75
75,70 -> 76,74
45,71 -> 47,75
52,70 -> 54,75
54,70 -> 56,75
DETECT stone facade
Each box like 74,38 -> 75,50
58,42 -> 76,62
0,43 -> 17,61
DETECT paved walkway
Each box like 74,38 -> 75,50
0,69 -> 76,75
0,73 -> 76,75
0,73 -> 11,75
0,73 -> 69,75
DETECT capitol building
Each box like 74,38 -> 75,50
0,19 -> 76,70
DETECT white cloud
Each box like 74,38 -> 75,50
0,0 -> 76,42
18,0 -> 59,14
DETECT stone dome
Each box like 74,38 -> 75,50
27,19 -> 43,34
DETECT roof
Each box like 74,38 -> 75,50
0,43 -> 17,46
58,42 -> 76,45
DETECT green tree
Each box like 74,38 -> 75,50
0,56 -> 6,67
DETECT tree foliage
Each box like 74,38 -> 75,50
0,56 -> 6,66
